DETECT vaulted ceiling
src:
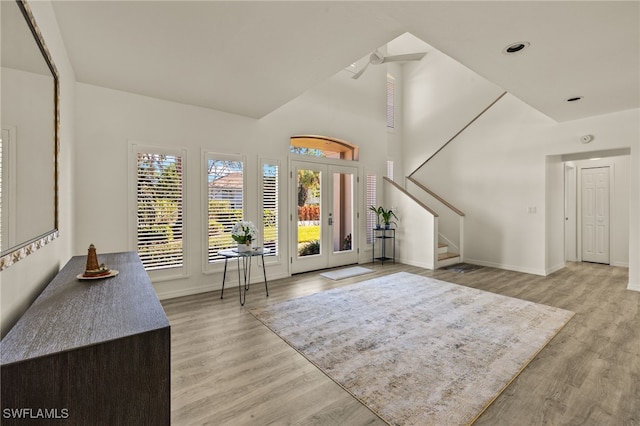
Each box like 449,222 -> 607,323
51,1 -> 639,122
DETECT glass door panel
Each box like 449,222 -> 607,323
332,171 -> 353,253
327,165 -> 358,268
296,167 -> 321,258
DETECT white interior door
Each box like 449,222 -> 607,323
291,161 -> 357,274
581,167 -> 610,264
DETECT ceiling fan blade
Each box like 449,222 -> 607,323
381,52 -> 427,63
351,61 -> 370,79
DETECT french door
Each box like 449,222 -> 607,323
291,160 -> 358,274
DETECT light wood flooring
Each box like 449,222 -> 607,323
162,261 -> 639,425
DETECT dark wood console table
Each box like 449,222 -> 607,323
0,252 -> 170,425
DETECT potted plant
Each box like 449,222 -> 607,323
380,208 -> 398,229
232,220 -> 258,252
369,205 -> 382,228
369,206 -> 398,229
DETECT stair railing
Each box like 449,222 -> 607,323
408,91 -> 507,179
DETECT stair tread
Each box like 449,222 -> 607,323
438,252 -> 459,261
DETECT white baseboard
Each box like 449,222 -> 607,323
611,261 -> 629,268
463,258 -> 547,276
544,263 -> 566,276
397,256 -> 434,271
157,283 -> 218,300
156,271 -> 289,300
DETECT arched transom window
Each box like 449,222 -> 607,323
290,135 -> 359,161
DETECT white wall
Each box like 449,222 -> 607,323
1,0 -> 76,337
385,179 -> 435,270
403,45 -> 639,289
402,45 -> 504,177
74,63 -> 391,299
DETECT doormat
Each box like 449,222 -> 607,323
443,263 -> 483,273
320,266 -> 373,280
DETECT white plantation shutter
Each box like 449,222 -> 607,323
387,160 -> 394,180
366,173 -> 377,244
207,157 -> 244,262
386,79 -> 395,129
136,152 -> 184,271
262,162 -> 278,256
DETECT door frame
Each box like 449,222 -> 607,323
289,156 -> 360,274
564,164 -> 577,261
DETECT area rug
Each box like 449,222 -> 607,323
319,266 -> 373,280
251,272 -> 574,426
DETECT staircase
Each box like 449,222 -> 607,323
437,243 -> 460,268
401,92 -> 506,271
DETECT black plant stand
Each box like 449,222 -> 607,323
372,228 -> 395,264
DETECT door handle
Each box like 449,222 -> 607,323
328,217 -> 333,226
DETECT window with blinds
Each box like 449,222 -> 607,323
136,152 -> 184,271
262,162 -> 278,257
366,173 -> 377,244
387,160 -> 394,180
386,79 -> 395,129
206,156 -> 244,262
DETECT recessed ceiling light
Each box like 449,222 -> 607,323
502,41 -> 530,54
566,96 -> 583,102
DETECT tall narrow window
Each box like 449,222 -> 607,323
366,173 -> 377,244
386,160 -> 394,180
261,161 -> 278,257
206,155 -> 244,262
386,78 -> 395,129
136,151 -> 185,271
